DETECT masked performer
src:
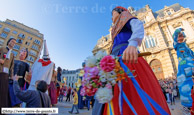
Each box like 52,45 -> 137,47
173,28 -> 194,107
93,6 -> 170,115
0,38 -> 16,108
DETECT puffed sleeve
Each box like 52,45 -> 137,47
128,19 -> 144,47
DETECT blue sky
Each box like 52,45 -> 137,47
0,0 -> 193,70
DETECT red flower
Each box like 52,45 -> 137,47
3,54 -> 6,59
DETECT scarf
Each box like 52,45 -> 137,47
108,11 -> 135,54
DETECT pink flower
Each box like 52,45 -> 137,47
84,67 -> 99,80
105,83 -> 112,89
80,87 -> 86,96
100,56 -> 115,72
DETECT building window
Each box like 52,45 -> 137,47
25,42 -> 30,46
16,39 -> 23,44
27,56 -> 35,62
18,33 -> 25,39
25,30 -> 30,33
0,33 -> 8,39
13,44 -> 20,50
29,50 -> 37,56
12,30 -> 17,34
167,10 -> 171,15
0,39 -> 4,45
0,24 -> 2,28
34,39 -> 41,45
142,20 -> 146,24
151,38 -> 156,47
144,36 -> 157,48
145,40 -> 149,48
31,44 -> 39,51
12,50 -> 18,57
28,36 -> 32,40
37,34 -> 42,38
10,36 -> 15,39
3,27 -> 10,33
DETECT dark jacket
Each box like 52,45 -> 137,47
13,81 -> 51,108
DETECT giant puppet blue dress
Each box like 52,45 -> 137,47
173,28 -> 194,107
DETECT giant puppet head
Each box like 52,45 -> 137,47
7,37 -> 16,49
19,48 -> 28,60
42,40 -> 50,61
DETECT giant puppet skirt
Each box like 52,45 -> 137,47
48,81 -> 57,105
102,57 -> 171,115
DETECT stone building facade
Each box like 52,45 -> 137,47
61,69 -> 81,88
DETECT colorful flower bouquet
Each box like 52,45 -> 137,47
81,51 -> 128,103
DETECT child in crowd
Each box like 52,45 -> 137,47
68,88 -> 79,114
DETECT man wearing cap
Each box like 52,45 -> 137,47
28,40 -> 55,92
0,38 -> 16,108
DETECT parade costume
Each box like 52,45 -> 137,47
9,49 -> 30,107
0,45 -> 14,108
48,70 -> 57,105
173,28 -> 194,107
77,63 -> 87,109
93,6 -> 170,115
14,60 -> 30,89
28,40 -> 54,91
56,68 -> 62,98
191,83 -> 194,115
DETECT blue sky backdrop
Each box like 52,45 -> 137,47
0,0 -> 193,70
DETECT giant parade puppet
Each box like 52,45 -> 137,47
28,40 -> 55,94
80,6 -> 171,115
173,28 -> 194,107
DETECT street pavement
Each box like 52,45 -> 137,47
168,98 -> 190,115
55,97 -> 190,115
55,98 -> 92,115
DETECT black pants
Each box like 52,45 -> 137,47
0,73 -> 9,115
66,94 -> 70,102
